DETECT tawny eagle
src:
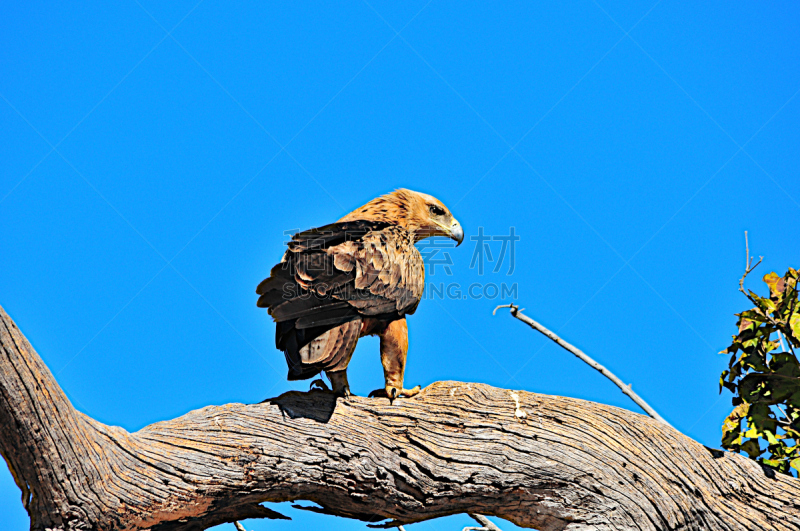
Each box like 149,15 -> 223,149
256,189 -> 463,399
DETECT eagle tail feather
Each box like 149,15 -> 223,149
279,318 -> 361,381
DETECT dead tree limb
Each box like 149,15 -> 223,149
494,304 -> 672,428
464,513 -> 503,531
1,304 -> 799,531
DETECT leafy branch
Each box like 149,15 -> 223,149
720,234 -> 800,475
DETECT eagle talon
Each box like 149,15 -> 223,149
405,385 -> 421,397
336,386 -> 353,400
368,385 -> 421,401
309,379 -> 330,392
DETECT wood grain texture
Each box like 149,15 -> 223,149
1,304 -> 799,531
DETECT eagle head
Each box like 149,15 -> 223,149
340,188 -> 464,246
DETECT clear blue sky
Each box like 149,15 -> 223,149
1,2 -> 798,530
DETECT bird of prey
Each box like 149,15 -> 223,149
256,189 -> 463,399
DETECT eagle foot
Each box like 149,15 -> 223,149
336,385 -> 353,399
309,379 -> 330,392
310,379 -> 353,399
368,385 -> 421,401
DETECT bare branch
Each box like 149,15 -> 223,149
736,232 -> 787,337
463,513 -> 503,531
739,230 -> 764,296
778,330 -> 789,353
493,304 -> 672,429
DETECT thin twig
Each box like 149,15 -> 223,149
737,232 -> 789,341
493,304 -> 673,429
778,331 -> 789,353
775,404 -> 799,434
462,513 -> 503,531
739,231 -> 764,296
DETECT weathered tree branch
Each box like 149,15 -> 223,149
2,304 -> 799,531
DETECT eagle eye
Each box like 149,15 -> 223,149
429,204 -> 446,217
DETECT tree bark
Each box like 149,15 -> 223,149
1,304 -> 798,531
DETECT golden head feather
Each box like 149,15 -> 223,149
339,188 -> 463,245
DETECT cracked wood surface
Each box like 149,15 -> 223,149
1,304 -> 799,531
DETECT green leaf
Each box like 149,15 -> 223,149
741,439 -> 762,459
744,427 -> 759,438
765,430 -> 780,445
722,403 -> 748,435
764,272 -> 784,298
761,458 -> 789,474
770,353 -> 800,378
749,291 -> 776,314
740,373 -> 800,406
790,312 -> 800,344
739,311 -> 767,326
741,349 -> 769,372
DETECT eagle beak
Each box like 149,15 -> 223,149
449,219 -> 464,247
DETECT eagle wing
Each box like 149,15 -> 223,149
257,220 -> 424,323
256,220 -> 424,378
